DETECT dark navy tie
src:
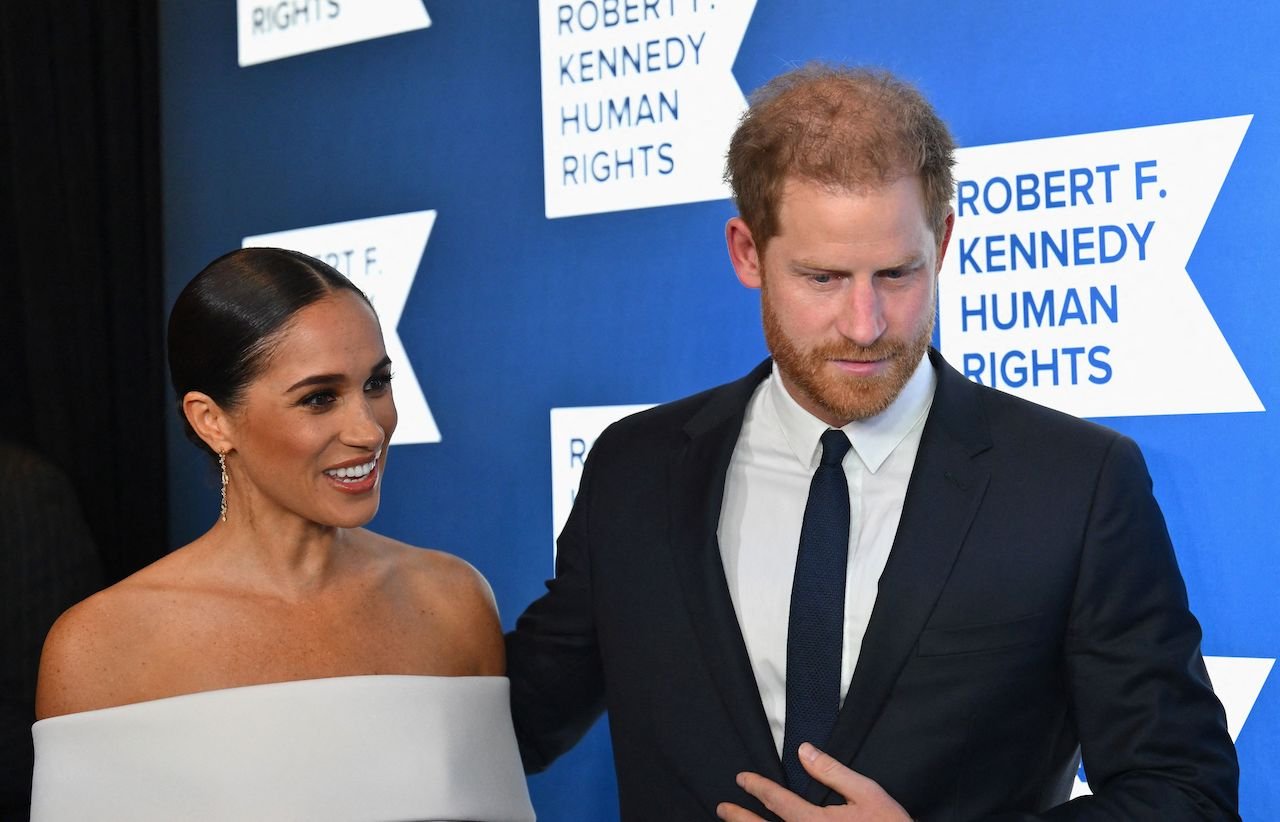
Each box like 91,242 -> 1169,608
782,428 -> 852,794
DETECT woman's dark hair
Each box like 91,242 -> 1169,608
167,247 -> 373,456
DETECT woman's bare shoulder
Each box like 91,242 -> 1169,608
357,530 -> 504,674
360,530 -> 498,609
35,547 -> 200,718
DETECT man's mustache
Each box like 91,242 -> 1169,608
806,339 -> 909,363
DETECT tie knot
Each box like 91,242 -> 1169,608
818,429 -> 851,466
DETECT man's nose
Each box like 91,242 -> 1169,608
834,277 -> 886,346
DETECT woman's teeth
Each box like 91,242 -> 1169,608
325,458 -> 376,481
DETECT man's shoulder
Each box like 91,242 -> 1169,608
942,366 -> 1134,475
595,362 -> 768,450
929,352 -> 1130,465
984,380 -> 1116,439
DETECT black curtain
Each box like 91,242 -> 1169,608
0,0 -> 165,580
0,0 -> 165,815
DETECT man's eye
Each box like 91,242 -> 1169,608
811,273 -> 833,284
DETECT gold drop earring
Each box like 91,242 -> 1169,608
218,451 -> 229,522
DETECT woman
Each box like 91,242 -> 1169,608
30,248 -> 535,821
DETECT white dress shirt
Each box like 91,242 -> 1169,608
717,354 -> 936,756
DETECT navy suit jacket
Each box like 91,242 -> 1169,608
506,350 -> 1238,820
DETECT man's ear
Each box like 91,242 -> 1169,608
726,217 -> 763,289
182,391 -> 235,455
934,209 -> 955,272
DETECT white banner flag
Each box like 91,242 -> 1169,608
243,210 -> 441,445
539,0 -> 755,218
237,0 -> 430,67
940,116 -> 1261,418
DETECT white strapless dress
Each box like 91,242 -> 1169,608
30,675 -> 535,821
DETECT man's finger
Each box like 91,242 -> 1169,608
736,770 -> 818,821
716,800 -> 767,821
799,742 -> 878,801
798,743 -> 913,820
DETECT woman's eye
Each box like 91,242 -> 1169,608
365,371 -> 394,393
300,391 -> 337,408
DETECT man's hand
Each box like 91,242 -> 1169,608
716,743 -> 913,821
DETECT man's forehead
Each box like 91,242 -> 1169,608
779,173 -> 923,201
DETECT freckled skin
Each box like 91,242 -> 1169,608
36,294 -> 503,719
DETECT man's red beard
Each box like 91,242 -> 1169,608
761,281 -> 934,424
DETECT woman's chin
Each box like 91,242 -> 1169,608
314,498 -> 381,530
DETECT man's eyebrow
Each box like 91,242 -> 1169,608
790,255 -> 926,273
882,255 -> 926,270
791,259 -> 848,273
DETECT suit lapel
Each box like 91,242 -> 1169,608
813,350 -> 993,803
666,359 -> 787,783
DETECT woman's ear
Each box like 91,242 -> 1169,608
182,391 -> 235,455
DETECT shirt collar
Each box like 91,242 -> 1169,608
766,351 -> 937,474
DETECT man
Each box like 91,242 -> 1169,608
506,65 -> 1238,820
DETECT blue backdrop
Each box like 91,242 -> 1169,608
160,2 -> 1278,818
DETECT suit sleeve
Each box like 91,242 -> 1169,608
504,433 -> 609,774
1018,435 -> 1239,820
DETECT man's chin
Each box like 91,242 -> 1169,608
785,370 -> 894,423
799,353 -> 921,422
819,386 -> 898,423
